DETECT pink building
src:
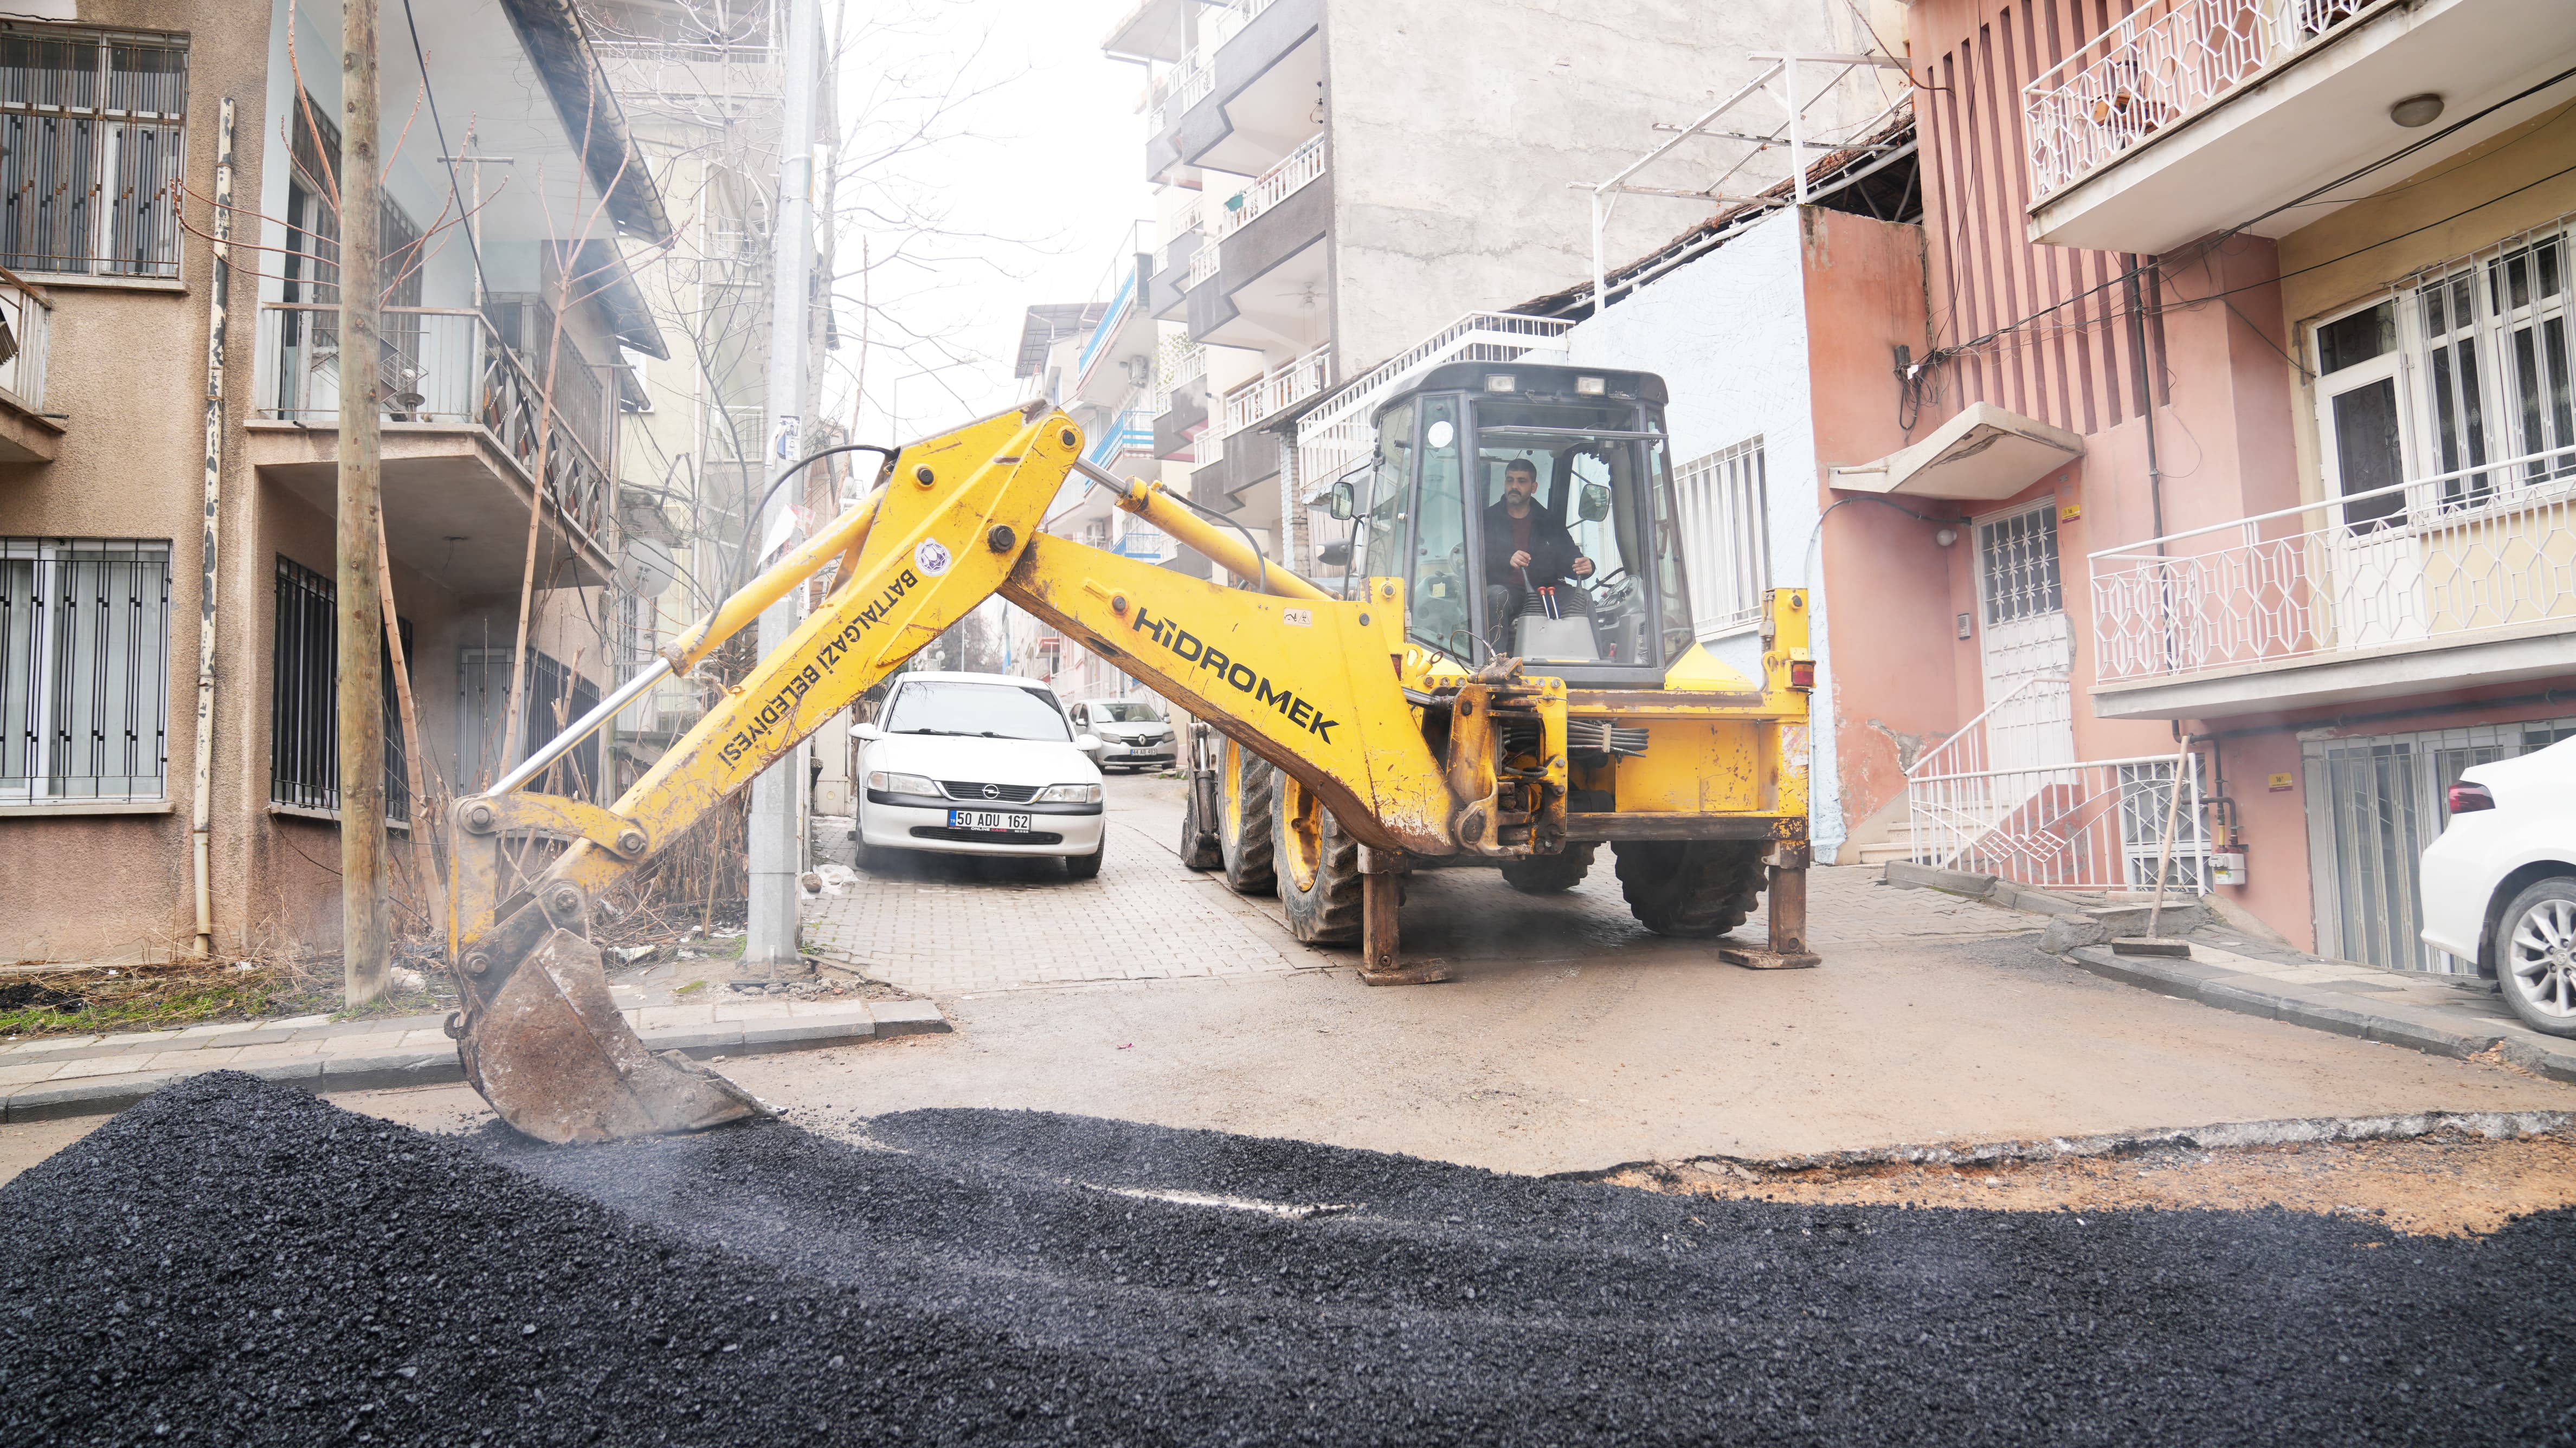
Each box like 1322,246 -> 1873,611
1555,0 -> 2576,970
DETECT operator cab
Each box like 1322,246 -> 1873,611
1326,361 -> 1695,688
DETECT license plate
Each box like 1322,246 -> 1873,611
948,810 -> 1033,832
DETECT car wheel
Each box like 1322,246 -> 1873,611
2491,876 -> 2576,1038
851,816 -> 896,874
1066,832 -> 1106,881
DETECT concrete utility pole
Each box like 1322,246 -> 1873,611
745,0 -> 821,973
337,0 -> 390,1004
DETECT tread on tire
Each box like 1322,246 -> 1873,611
1273,772 -> 1362,943
1499,844 -> 1598,895
1218,740 -> 1277,896
1613,841 -> 1767,937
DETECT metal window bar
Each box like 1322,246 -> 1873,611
0,29 -> 185,277
0,536 -> 169,802
267,555 -> 410,820
1672,437 -> 1769,637
2308,714 -> 2576,973
1980,507 -> 2063,624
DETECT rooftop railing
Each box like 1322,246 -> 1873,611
1292,312 -> 1576,496
256,302 -> 617,545
2023,0 -> 2369,200
2090,446 -> 2576,684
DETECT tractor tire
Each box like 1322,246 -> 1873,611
1273,771 -> 1363,943
1612,841 -> 1768,938
1499,843 -> 1598,895
1177,732 -> 1223,872
1218,739 -> 1278,896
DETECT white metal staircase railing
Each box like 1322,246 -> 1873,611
1898,676 -> 2211,895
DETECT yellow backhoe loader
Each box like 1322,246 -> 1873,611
446,362 -> 1817,1143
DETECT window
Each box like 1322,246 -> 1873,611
269,556 -> 410,819
0,27 -> 186,277
1406,396 -> 1467,654
277,96 -> 427,415
1079,519 -> 1110,549
1672,437 -> 1769,637
2310,219 -> 2576,526
458,647 -> 601,799
1979,506 -> 2063,623
1,536 -> 169,801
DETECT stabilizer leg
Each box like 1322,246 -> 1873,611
1356,846 -> 1450,986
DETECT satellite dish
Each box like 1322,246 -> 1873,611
618,538 -> 677,598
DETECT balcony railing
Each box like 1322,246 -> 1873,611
1144,0 -> 1276,130
257,302 -> 617,543
1154,333 -> 1205,416
1185,247 -> 1220,291
2024,0 -> 2369,199
591,37 -> 784,105
2090,447 -> 2576,685
1083,409 -> 1155,469
0,266 -> 50,411
1221,345 -> 1330,435
1292,312 -> 1576,495
1213,132 -> 1325,240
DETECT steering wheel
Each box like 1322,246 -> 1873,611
1579,564 -> 1630,595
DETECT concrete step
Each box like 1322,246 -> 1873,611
1851,841 -> 1923,865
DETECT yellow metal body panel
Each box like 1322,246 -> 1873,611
1002,544 -> 1450,854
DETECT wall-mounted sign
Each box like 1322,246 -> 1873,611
2267,772 -> 2295,792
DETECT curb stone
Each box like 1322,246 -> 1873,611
0,1001 -> 947,1123
2063,943 -> 2574,1081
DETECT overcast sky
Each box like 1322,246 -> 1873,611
824,0 -> 1150,444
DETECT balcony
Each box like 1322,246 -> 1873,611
1187,135 -> 1330,353
245,302 -> 619,594
2023,0 -> 2568,253
1148,0 -> 1318,182
1152,334 -> 1207,462
2089,447 -> 2576,718
590,38 -> 783,111
1147,225 -> 1202,320
1220,344 -> 1329,435
1068,245 -> 1155,409
1084,409 -> 1155,471
0,268 -> 60,463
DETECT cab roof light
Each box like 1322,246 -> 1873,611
1575,375 -> 1607,396
1484,374 -> 1516,392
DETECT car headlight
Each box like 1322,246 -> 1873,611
1035,783 -> 1102,804
867,770 -> 938,796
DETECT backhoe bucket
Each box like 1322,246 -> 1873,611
457,921 -> 764,1145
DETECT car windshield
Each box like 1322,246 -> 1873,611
1089,702 -> 1162,723
884,682 -> 1070,742
1472,405 -> 1691,668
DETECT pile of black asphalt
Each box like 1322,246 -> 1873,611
4,1072 -> 2572,1445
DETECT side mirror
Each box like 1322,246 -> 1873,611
1578,483 -> 1613,522
1076,733 -> 1105,756
1327,480 -> 1356,520
853,722 -> 883,741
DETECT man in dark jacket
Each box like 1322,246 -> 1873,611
1482,458 -> 1593,651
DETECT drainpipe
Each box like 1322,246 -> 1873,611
2122,257 -> 2165,547
190,98 -> 236,957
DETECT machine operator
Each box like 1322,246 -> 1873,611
1482,457 -> 1594,650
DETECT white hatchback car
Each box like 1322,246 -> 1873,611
2419,735 -> 2576,1037
1068,698 -> 1176,773
852,671 -> 1107,878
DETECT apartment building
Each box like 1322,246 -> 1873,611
1102,0 -> 1886,578
0,0 -> 671,962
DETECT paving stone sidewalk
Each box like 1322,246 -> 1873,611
0,995 -> 947,1123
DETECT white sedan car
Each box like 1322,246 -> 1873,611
852,671 -> 1107,878
2419,735 -> 2576,1037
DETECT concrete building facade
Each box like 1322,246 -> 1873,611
1,0 -> 673,962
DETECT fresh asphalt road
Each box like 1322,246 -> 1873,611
311,773 -> 2576,1177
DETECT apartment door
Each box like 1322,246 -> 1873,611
1973,500 -> 2076,777
2313,297 -> 2428,650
